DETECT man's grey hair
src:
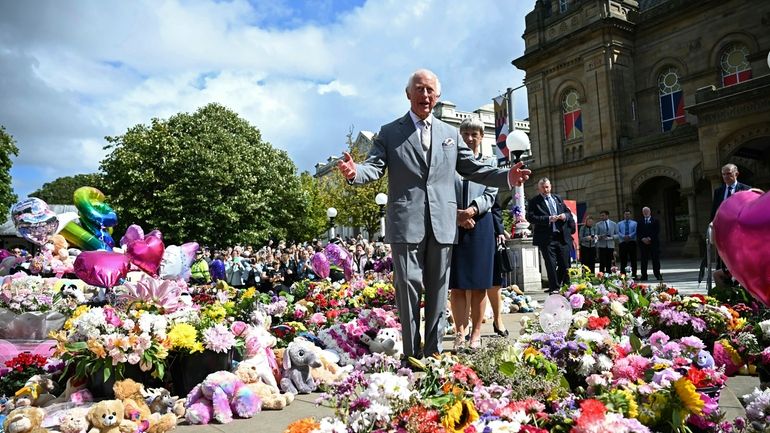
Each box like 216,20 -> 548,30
405,69 -> 441,95
459,117 -> 485,134
537,177 -> 551,186
721,163 -> 738,173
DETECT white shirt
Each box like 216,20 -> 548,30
724,182 -> 738,200
409,111 -> 433,154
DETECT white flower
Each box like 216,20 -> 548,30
578,353 -> 597,376
127,352 -> 141,365
122,319 -> 136,331
596,354 -> 614,372
312,418 -> 348,433
484,419 -> 522,432
610,301 -> 627,316
365,373 -> 413,402
759,320 -> 770,338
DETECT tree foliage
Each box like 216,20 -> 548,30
318,130 -> 388,240
0,126 -> 19,210
296,171 -> 332,241
30,173 -> 104,204
100,103 -> 307,247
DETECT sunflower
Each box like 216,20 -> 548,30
442,399 -> 479,433
674,378 -> 704,415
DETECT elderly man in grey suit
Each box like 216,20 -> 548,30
338,69 -> 530,362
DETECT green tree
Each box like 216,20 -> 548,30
294,171 -> 332,240
100,103 -> 306,247
324,129 -> 388,239
0,126 -> 19,210
30,173 -> 104,204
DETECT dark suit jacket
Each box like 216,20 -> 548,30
711,182 -> 750,219
526,194 -> 575,247
637,216 -> 660,249
491,199 -> 505,237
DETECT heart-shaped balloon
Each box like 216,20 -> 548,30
310,252 -> 330,279
159,242 -> 198,281
713,189 -> 770,305
73,251 -> 131,288
122,225 -> 165,276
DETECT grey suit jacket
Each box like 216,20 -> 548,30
453,155 -> 498,243
353,113 -> 510,244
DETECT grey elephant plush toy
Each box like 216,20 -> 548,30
280,341 -> 322,394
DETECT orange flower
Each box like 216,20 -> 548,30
87,339 -> 107,359
283,417 -> 319,433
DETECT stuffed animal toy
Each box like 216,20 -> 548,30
695,349 -> 715,369
43,377 -> 92,407
14,375 -> 57,408
279,341 -> 322,395
233,360 -> 294,410
58,408 -> 89,433
375,328 -> 402,358
112,379 -> 177,433
3,407 -> 48,433
85,400 -> 136,433
184,371 -> 261,425
141,388 -> 174,416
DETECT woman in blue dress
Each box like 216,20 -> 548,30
449,117 -> 498,351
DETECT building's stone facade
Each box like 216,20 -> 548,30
513,0 -> 770,255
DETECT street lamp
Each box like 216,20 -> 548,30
375,193 -> 388,240
326,207 -> 338,240
506,130 -> 531,237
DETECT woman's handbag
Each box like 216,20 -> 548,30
496,242 -> 516,273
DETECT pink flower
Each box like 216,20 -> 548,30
103,306 -> 123,327
203,324 -> 236,353
569,293 -> 585,309
230,321 -> 248,337
649,331 -> 670,350
309,312 -> 327,326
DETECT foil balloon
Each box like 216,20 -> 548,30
54,212 -> 79,234
11,198 -> 58,245
713,189 -> 770,306
59,187 -> 118,251
539,294 -> 573,334
310,252 -> 330,279
159,242 -> 199,281
73,250 -> 131,288
323,243 -> 354,281
121,225 -> 165,276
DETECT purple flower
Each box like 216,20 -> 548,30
569,293 -> 585,309
649,331 -> 670,350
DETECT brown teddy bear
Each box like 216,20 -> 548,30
58,407 -> 89,433
85,400 -> 135,433
233,360 -> 294,410
112,380 -> 177,433
3,407 -> 49,433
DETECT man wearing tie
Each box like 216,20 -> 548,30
638,206 -> 662,281
526,178 -> 575,294
618,209 -> 638,278
595,210 -> 617,274
337,69 -> 530,362
710,163 -> 750,220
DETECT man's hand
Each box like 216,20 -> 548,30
507,161 -> 532,188
457,209 -> 476,229
496,234 -> 506,244
337,151 -> 356,180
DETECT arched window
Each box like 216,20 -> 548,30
721,43 -> 752,87
658,67 -> 686,132
562,89 -> 583,140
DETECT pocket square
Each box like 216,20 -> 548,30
442,138 -> 455,147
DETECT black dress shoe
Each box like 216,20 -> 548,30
493,323 -> 509,338
640,276 -> 648,281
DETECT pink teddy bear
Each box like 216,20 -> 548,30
184,371 -> 261,424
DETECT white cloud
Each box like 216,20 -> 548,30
0,0 -> 528,198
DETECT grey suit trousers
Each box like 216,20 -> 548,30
391,224 -> 452,358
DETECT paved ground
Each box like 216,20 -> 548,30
177,257 -> 759,433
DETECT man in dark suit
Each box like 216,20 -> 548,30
337,69 -> 530,360
637,206 -> 662,281
526,178 -> 575,294
711,163 -> 751,220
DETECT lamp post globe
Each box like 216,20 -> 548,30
327,207 -> 338,240
505,129 -> 531,237
374,193 -> 388,241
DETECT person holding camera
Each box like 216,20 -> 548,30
578,215 -> 597,274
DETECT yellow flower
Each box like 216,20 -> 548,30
637,402 -> 658,425
87,339 -> 107,359
362,286 -> 376,298
64,305 -> 90,330
719,339 -> 744,365
674,378 -> 704,415
621,390 -> 639,418
168,323 -> 203,353
442,399 -> 478,433
242,287 -> 256,300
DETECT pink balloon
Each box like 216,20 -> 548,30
74,251 -> 131,288
713,189 -> 770,306
310,252 -> 330,279
122,226 -> 165,276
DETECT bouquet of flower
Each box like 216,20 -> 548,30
0,353 -> 62,397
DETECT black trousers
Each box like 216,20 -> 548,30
538,233 -> 570,293
619,241 -> 637,276
639,242 -> 661,279
579,245 -> 596,274
598,247 -> 614,274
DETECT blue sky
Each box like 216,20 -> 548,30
0,0 -> 529,200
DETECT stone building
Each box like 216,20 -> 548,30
513,0 -> 770,256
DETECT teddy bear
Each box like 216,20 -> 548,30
360,328 -> 402,358
85,400 -> 136,433
58,407 -> 89,433
112,379 -> 177,433
233,360 -> 294,410
3,407 -> 49,433
13,375 -> 57,408
695,349 -> 715,369
279,341 -> 322,395
184,371 -> 261,425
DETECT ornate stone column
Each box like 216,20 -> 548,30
506,238 -> 543,293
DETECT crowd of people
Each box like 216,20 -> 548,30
188,237 -> 393,290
